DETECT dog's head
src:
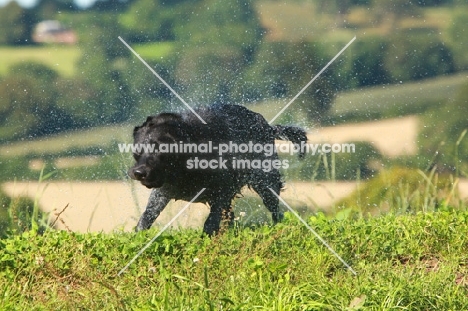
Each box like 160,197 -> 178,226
128,113 -> 187,188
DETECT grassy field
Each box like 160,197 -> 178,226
133,42 -> 175,61
333,72 -> 468,117
0,124 -> 132,158
255,1 -> 333,42
256,1 -> 458,42
0,42 -> 174,78
0,45 -> 81,77
249,72 -> 467,124
1,211 -> 467,309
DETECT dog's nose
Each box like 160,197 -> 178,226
131,168 -> 146,180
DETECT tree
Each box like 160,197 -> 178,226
0,2 -> 37,45
373,0 -> 421,31
373,0 -> 421,17
174,46 -> 244,105
35,0 -> 78,20
448,10 -> 468,70
172,0 -> 263,105
92,0 -> 134,11
384,31 -> 454,82
120,0 -> 197,42
351,36 -> 390,86
77,14 -> 133,125
175,0 -> 262,61
237,41 -> 338,123
0,62 -> 70,138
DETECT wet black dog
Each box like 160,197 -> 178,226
129,104 -> 307,235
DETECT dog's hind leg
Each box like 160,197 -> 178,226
136,188 -> 171,232
250,171 -> 284,224
204,194 -> 234,236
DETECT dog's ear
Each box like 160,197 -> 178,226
145,116 -> 155,123
133,125 -> 142,139
135,113 -> 188,141
141,113 -> 182,127
154,113 -> 183,126
133,116 -> 157,139
141,115 -> 158,127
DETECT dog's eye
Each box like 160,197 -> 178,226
146,157 -> 158,166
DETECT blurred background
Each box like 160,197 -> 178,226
0,0 -> 467,236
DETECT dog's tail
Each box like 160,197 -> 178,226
273,125 -> 308,158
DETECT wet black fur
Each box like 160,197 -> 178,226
129,104 -> 307,235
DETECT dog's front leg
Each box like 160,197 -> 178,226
136,188 -> 170,231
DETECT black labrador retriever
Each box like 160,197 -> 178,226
129,104 -> 307,235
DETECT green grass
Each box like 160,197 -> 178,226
0,42 -> 174,78
255,1 -> 335,41
333,72 -> 468,118
256,2 -> 460,42
249,72 -> 468,125
0,45 -> 81,77
0,125 -> 132,158
133,42 -> 175,61
1,211 -> 467,309
0,125 -> 134,181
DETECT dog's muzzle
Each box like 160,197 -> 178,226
129,167 -> 147,181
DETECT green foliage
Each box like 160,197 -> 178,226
1,211 -> 468,309
77,14 -> 134,125
173,0 -> 263,104
133,42 -> 175,61
0,156 -> 36,181
0,124 -> 131,158
280,141 -> 381,181
0,167 -> 60,238
329,72 -> 467,125
237,41 -> 339,123
0,0 -> 466,142
121,0 -> 198,42
373,0 -> 421,17
336,167 -> 460,215
349,35 -> 389,87
0,189 -> 49,239
175,0 -> 261,53
0,45 -> 80,77
175,46 -> 245,104
0,2 -> 36,45
419,82 -> 468,175
447,9 -> 468,70
384,31 -> 455,82
121,0 -> 264,106
0,62 -> 76,139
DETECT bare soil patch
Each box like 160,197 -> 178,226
308,116 -> 419,157
1,180 -> 356,233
